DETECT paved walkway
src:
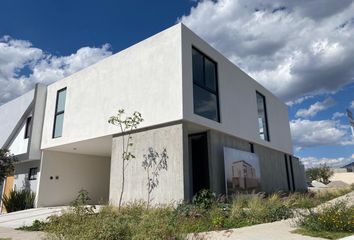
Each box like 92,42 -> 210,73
0,206 -> 67,228
188,219 -> 323,240
0,227 -> 45,240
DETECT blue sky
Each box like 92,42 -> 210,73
1,0 -> 353,168
0,0 -> 195,55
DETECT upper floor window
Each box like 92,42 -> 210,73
192,47 -> 220,122
24,116 -> 32,139
256,91 -> 270,141
53,88 -> 67,138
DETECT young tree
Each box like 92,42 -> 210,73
0,149 -> 17,183
306,164 -> 333,184
108,109 -> 143,209
142,147 -> 168,207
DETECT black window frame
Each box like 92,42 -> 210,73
256,91 -> 270,142
28,167 -> 38,181
52,87 -> 67,138
24,116 -> 32,139
192,47 -> 221,122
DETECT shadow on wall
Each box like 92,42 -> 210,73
142,147 -> 168,206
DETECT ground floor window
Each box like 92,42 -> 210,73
28,167 -> 38,180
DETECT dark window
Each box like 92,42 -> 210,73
289,155 -> 296,191
53,88 -> 67,138
250,143 -> 254,153
284,154 -> 292,192
256,91 -> 270,141
24,116 -> 32,139
28,167 -> 38,180
192,48 -> 220,122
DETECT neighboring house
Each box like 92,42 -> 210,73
342,162 -> 354,172
0,84 -> 46,212
0,23 -> 307,208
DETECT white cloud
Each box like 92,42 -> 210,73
295,97 -> 335,118
350,100 -> 354,109
0,36 -> 112,105
332,112 -> 345,119
180,0 -> 354,101
301,155 -> 353,168
290,118 -> 354,149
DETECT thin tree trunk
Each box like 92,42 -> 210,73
118,127 -> 125,210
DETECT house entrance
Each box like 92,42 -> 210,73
189,133 -> 210,196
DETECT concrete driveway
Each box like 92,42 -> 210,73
0,206 -> 67,228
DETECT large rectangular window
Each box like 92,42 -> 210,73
256,91 -> 270,141
53,88 -> 67,138
192,47 -> 220,122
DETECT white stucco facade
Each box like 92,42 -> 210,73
1,23 -> 304,208
39,23 -> 292,155
41,24 -> 183,150
8,123 -> 29,155
181,25 -> 292,154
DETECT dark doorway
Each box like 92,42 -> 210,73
189,133 -> 210,196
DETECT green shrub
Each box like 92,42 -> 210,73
70,189 -> 96,215
297,200 -> 354,233
284,192 -> 317,209
228,193 -> 292,226
2,189 -> 35,213
17,220 -> 47,231
192,189 -> 216,209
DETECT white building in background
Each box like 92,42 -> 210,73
0,23 -> 307,208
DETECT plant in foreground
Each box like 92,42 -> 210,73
2,189 -> 35,213
296,200 -> 354,239
108,109 -> 144,209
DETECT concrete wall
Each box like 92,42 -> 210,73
207,129 -> 305,194
291,157 -> 307,191
41,24 -> 183,150
29,84 -> 47,160
9,122 -> 29,155
181,24 -> 293,155
0,90 -> 34,148
13,160 -> 41,193
36,151 -> 110,207
110,123 -> 185,205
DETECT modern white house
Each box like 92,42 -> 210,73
0,23 -> 307,208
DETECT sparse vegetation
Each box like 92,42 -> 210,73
19,187 -> 354,239
295,200 -> 354,239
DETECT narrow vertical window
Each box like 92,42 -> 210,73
28,167 -> 38,180
53,88 -> 67,138
24,116 -> 32,139
192,47 -> 220,122
256,91 -> 270,141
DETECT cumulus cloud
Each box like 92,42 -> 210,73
301,155 -> 353,168
350,100 -> 354,109
290,118 -> 354,149
295,97 -> 335,118
0,36 -> 112,105
180,0 -> 354,101
332,112 -> 346,120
